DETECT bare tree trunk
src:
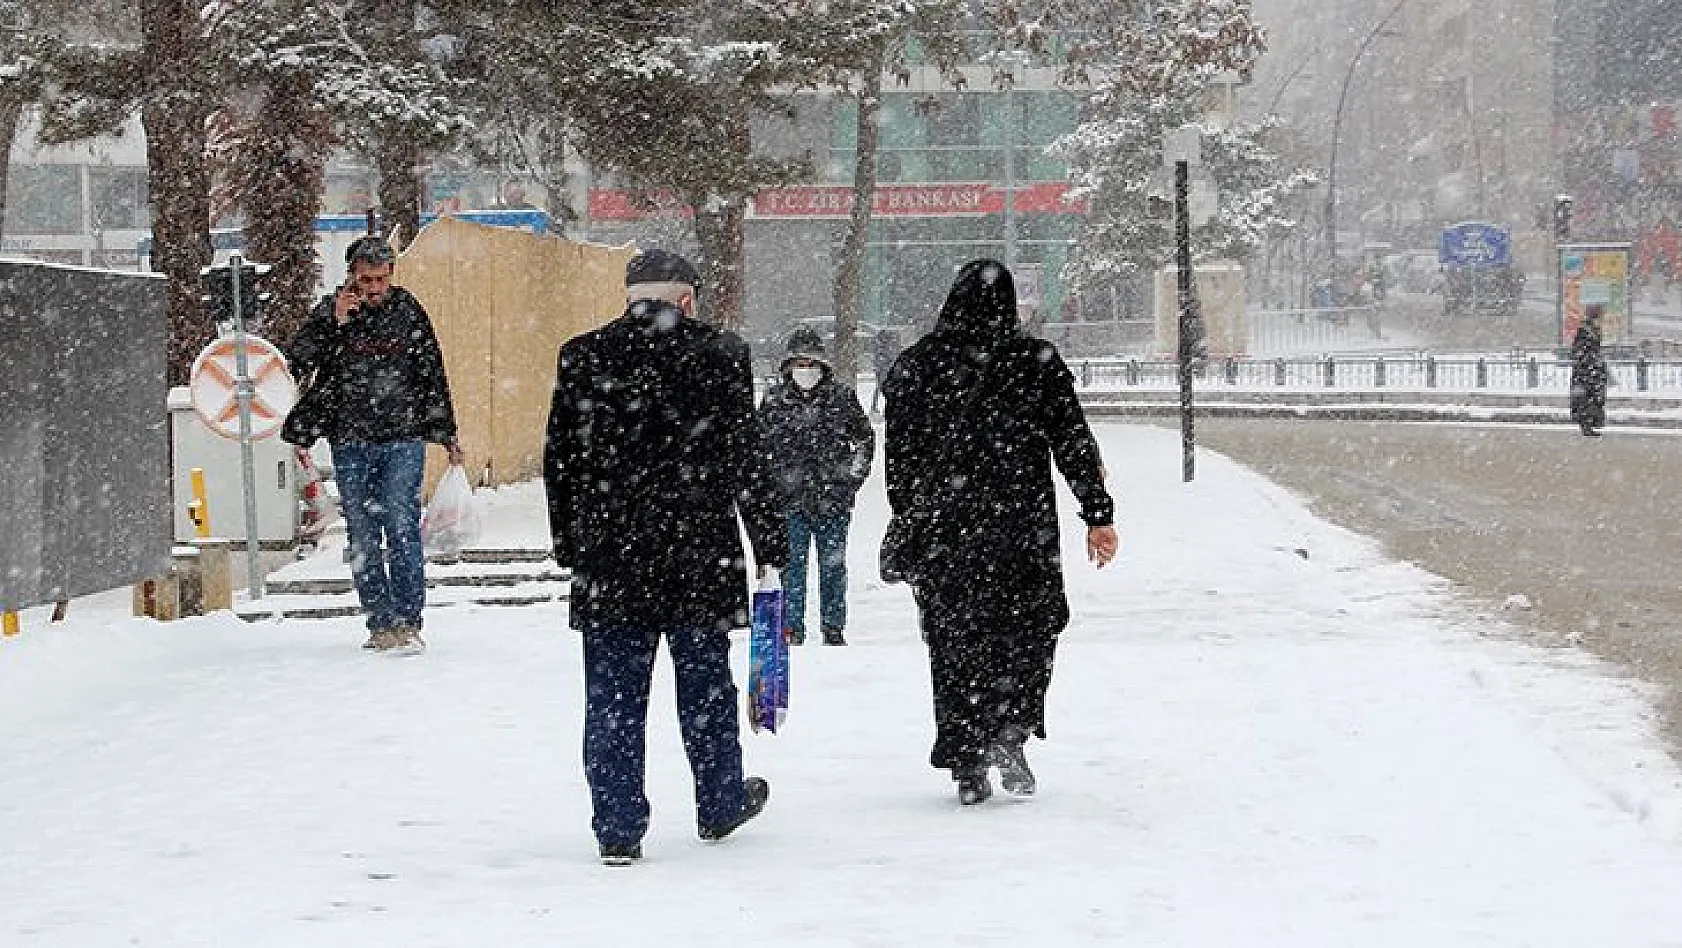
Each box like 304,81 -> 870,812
536,125 -> 576,231
0,95 -> 23,243
693,199 -> 746,330
140,0 -> 214,386
830,53 -> 884,386
376,136 -> 423,250
686,109 -> 750,330
369,0 -> 423,249
237,73 -> 329,346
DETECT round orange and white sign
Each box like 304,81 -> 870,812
188,335 -> 298,441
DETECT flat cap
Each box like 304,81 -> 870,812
626,249 -> 701,288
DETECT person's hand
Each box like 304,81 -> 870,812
1087,525 -> 1119,569
333,283 -> 362,325
446,439 -> 466,467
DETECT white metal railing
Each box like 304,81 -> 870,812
1071,354 -> 1682,394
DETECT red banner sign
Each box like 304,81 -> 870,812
588,190 -> 692,221
587,183 -> 1086,222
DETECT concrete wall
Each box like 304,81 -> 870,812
0,260 -> 171,610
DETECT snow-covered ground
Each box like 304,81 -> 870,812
4,423 -> 1682,946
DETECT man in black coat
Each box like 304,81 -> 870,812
282,235 -> 463,654
757,327 -> 874,646
544,249 -> 787,865
883,258 -> 1118,805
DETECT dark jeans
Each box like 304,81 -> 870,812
782,511 -> 850,636
919,600 -> 1062,772
331,440 -> 427,631
581,623 -> 748,847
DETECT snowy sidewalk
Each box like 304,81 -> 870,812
4,424 -> 1682,946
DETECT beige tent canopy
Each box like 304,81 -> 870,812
394,216 -> 633,493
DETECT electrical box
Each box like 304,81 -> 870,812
168,387 -> 298,546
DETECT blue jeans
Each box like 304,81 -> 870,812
331,440 -> 427,631
581,624 -> 748,846
782,511 -> 851,636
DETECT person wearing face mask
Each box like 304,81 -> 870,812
757,326 -> 875,646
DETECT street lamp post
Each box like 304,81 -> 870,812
1324,0 -> 1407,284
1005,78 -> 1017,270
1153,125 -> 1217,482
998,51 -> 1028,271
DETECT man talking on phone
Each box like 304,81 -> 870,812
282,235 -> 464,654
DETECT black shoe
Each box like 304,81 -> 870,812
786,627 -> 806,645
954,768 -> 992,805
821,626 -> 846,646
699,776 -> 770,840
1582,427 -> 1603,437
598,842 -> 642,866
990,742 -> 1036,796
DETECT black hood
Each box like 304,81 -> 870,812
934,259 -> 1020,339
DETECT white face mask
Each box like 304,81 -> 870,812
791,366 -> 823,391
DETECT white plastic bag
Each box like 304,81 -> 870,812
422,464 -> 483,558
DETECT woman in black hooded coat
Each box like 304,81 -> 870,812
882,259 -> 1119,804
1569,303 -> 1609,437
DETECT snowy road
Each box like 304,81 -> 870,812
1190,416 -> 1682,750
3,424 -> 1682,946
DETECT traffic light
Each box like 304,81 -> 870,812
200,258 -> 273,328
1552,194 -> 1575,241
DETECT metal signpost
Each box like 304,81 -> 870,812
227,255 -> 267,600
1153,125 -> 1217,482
195,255 -> 278,602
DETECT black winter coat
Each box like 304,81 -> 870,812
1569,320 -> 1608,427
544,301 -> 788,632
883,260 -> 1113,626
281,287 -> 457,447
758,373 -> 874,518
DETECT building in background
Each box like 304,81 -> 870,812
4,115 -> 561,273
584,42 -> 1095,344
3,114 -> 152,269
1553,0 -> 1682,291
1248,0 -> 1555,280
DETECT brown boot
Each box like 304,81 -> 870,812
362,628 -> 398,650
387,623 -> 427,656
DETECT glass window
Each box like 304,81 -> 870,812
89,167 -> 150,231
5,165 -> 83,235
91,250 -> 141,270
324,172 -> 378,216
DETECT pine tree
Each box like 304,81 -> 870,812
0,0 -> 55,243
204,0 -> 473,343
556,2 -> 816,329
775,0 -> 967,382
1051,68 -> 1317,283
1037,1 -> 1315,288
33,0 -> 217,384
425,0 -> 613,229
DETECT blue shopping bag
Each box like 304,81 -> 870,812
747,573 -> 788,734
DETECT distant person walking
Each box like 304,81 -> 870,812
757,327 -> 874,646
1570,303 -> 1609,437
281,235 -> 464,654
544,250 -> 787,866
881,259 -> 1118,806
